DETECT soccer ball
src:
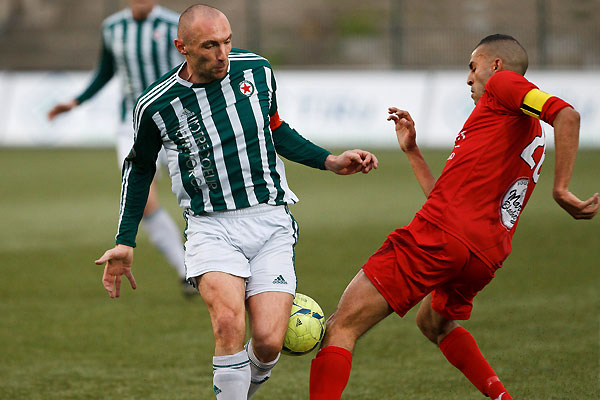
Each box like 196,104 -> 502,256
282,293 -> 326,355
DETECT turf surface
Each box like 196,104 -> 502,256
0,148 -> 598,399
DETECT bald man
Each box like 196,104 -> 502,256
309,34 -> 598,399
95,4 -> 378,400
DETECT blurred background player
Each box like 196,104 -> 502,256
309,34 -> 598,400
47,0 -> 193,296
94,4 -> 378,400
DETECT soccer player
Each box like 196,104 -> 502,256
309,34 -> 598,400
94,4 -> 378,400
47,0 -> 193,296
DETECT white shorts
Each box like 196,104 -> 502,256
184,203 -> 299,298
116,116 -> 167,170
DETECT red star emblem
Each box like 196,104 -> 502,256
239,80 -> 254,96
241,83 -> 251,94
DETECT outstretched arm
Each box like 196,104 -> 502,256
387,108 -> 436,197
48,40 -> 115,121
272,120 -> 378,174
95,245 -> 136,298
551,107 -> 599,219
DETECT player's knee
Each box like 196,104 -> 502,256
212,311 -> 245,348
251,335 -> 283,362
415,310 -> 439,344
324,311 -> 359,343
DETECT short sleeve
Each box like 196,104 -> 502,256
484,71 -> 537,113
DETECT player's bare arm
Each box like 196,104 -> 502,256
95,244 -> 136,298
551,107 -> 599,219
388,107 -> 436,197
324,150 -> 379,175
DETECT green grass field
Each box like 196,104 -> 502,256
0,147 -> 598,399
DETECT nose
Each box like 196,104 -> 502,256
216,44 -> 227,61
467,73 -> 474,86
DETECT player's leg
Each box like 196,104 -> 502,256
309,270 -> 393,400
242,204 -> 298,399
245,291 -> 294,399
416,256 -> 513,400
196,272 -> 250,400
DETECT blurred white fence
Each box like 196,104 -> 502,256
1,70 -> 598,148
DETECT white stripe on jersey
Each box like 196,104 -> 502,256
134,74 -> 177,132
193,87 -> 236,210
112,23 -> 130,108
243,69 -> 279,202
229,53 -> 267,62
126,20 -> 143,97
166,98 -> 212,212
155,22 -> 169,73
221,75 -> 259,206
116,161 -> 133,239
140,19 -> 155,85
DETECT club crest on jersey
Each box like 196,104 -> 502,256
238,80 -> 255,97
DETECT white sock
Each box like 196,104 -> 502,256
246,339 -> 280,399
141,208 -> 186,278
213,350 -> 251,400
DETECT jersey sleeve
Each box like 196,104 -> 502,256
272,121 -> 331,170
115,112 -> 162,247
520,88 -> 572,125
484,70 -> 537,113
267,64 -> 329,169
486,71 -> 572,125
76,37 -> 115,104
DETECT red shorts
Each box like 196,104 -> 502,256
362,214 -> 496,320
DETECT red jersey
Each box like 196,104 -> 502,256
417,71 -> 570,269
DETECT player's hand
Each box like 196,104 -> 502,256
324,150 -> 378,175
47,100 -> 78,120
553,190 -> 599,220
388,107 -> 417,153
95,245 -> 136,298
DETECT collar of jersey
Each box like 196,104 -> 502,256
175,62 -> 231,88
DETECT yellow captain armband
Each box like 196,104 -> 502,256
520,89 -> 553,119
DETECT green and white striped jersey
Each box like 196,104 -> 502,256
116,49 -> 316,246
76,6 -> 182,120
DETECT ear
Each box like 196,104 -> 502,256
492,58 -> 503,72
174,38 -> 187,55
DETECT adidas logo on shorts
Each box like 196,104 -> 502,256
272,275 -> 288,285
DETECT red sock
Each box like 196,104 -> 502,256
439,327 -> 512,399
309,346 -> 353,400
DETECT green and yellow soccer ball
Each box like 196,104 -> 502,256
282,293 -> 326,355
